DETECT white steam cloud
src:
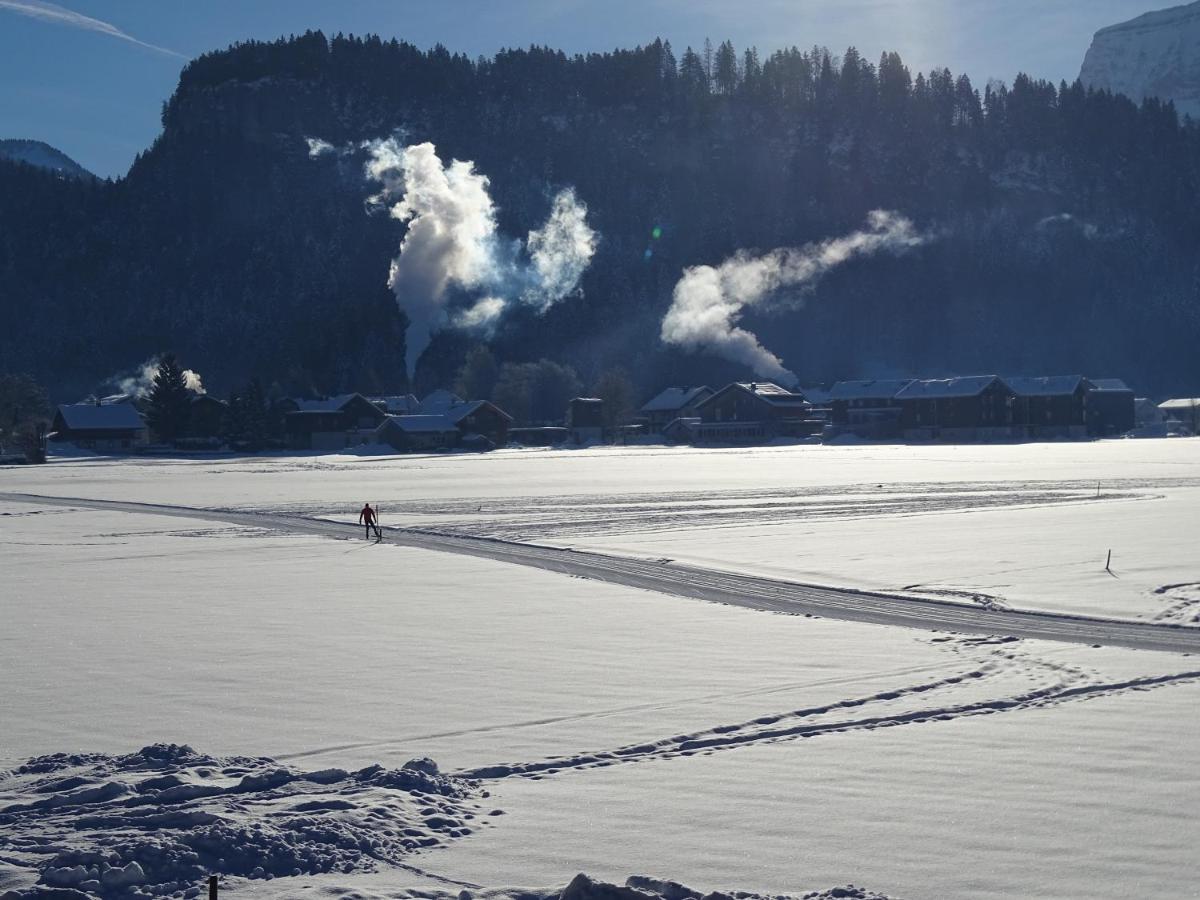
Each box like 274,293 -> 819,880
661,210 -> 925,384
362,138 -> 596,374
112,356 -> 205,398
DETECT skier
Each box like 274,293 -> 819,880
358,502 -> 380,540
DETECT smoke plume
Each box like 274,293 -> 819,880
362,139 -> 596,373
660,211 -> 925,384
111,356 -> 205,398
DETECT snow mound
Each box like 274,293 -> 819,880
0,745 -> 485,899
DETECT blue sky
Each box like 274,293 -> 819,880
0,0 -> 1165,178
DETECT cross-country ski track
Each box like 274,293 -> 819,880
5,491 -> 1199,655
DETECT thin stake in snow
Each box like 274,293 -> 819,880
1106,549 -> 1113,572
208,874 -> 218,900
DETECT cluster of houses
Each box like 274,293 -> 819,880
46,374 -> 1196,454
637,375 -> 1150,443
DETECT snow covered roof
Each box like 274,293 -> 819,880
735,382 -> 790,395
1003,375 -> 1085,397
829,379 -> 914,401
1089,378 -> 1132,393
288,394 -> 360,414
56,403 -> 145,430
380,414 -> 460,433
895,376 -> 1000,400
441,400 -> 513,424
418,390 -> 463,414
1157,398 -> 1200,410
641,386 -> 713,413
371,394 -> 419,414
797,386 -> 833,404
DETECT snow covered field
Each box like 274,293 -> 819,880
2,440 -> 1198,899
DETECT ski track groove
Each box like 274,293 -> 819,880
4,491 -> 1200,655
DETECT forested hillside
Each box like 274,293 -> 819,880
3,31 -> 1199,399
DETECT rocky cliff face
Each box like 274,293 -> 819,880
1080,1 -> 1200,118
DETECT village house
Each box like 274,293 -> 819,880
692,382 -> 815,443
828,379 -> 913,439
375,415 -> 463,452
896,376 -> 1016,440
374,396 -> 513,452
1156,397 -> 1200,433
1084,378 -> 1136,436
567,397 -> 605,444
50,402 -> 148,451
1004,375 -> 1088,438
187,394 -> 228,440
278,393 -> 387,451
639,386 -> 714,434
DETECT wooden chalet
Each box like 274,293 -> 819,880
279,393 -> 387,451
1085,379 -> 1136,436
375,399 -> 513,452
639,386 -> 714,433
567,397 -> 605,443
51,402 -> 147,451
895,376 -> 1016,439
692,382 -> 815,443
1004,375 -> 1088,438
828,379 -> 913,438
188,394 -> 228,439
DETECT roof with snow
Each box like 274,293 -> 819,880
417,390 -> 463,414
797,386 -> 833,404
288,394 -> 361,414
1158,398 -> 1200,410
371,394 -> 420,414
641,386 -> 713,413
829,379 -> 914,401
735,382 -> 791,395
56,403 -> 145,431
1089,378 -> 1133,393
379,414 -> 460,433
895,376 -> 1000,400
1003,375 -> 1085,397
442,400 -> 514,424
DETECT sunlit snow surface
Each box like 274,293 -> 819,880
2,440 -> 1198,899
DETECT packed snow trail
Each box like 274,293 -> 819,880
4,491 -> 1200,655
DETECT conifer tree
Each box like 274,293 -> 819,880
145,354 -> 192,444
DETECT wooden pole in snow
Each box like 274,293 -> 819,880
1106,549 -> 1112,572
208,875 -> 218,900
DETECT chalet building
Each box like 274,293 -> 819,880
375,415 -> 462,452
370,394 -> 420,415
51,402 -> 147,451
374,399 -> 513,452
567,397 -> 605,444
1156,396 -> 1200,433
188,394 -> 228,439
896,376 -> 1016,440
279,393 -> 387,451
639,386 -> 714,434
692,382 -> 815,443
1084,379 -> 1136,436
443,400 -> 512,446
828,379 -> 913,438
1004,375 -> 1088,438
418,390 -> 464,414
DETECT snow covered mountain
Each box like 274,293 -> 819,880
1079,1 -> 1200,118
0,139 -> 96,180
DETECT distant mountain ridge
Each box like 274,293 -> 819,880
1080,1 -> 1200,118
0,139 -> 96,180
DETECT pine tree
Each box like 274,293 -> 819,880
455,345 -> 499,400
145,354 -> 193,444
